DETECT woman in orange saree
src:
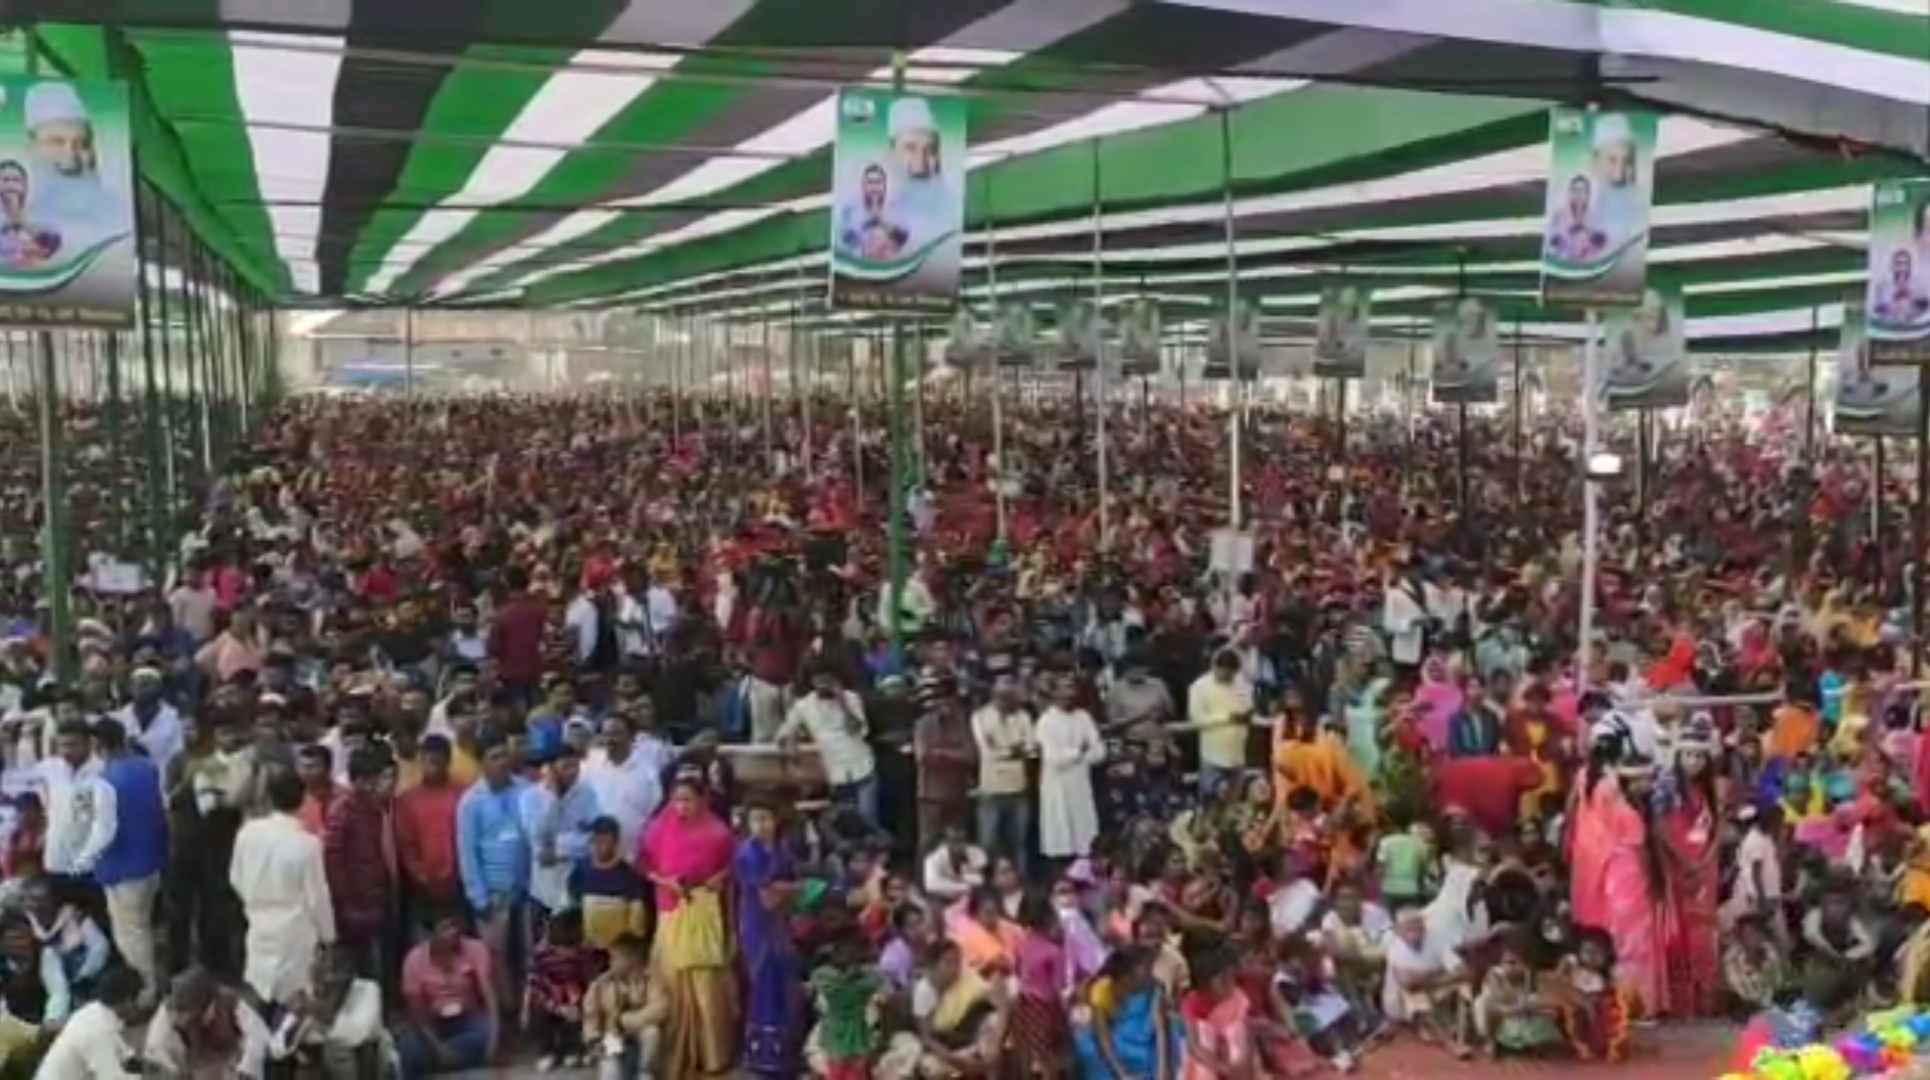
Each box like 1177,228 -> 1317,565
947,887 -> 1024,977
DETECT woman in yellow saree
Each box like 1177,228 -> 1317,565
904,940 -> 1007,1078
640,777 -> 741,1077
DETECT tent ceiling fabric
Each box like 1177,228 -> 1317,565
21,0 -> 1929,346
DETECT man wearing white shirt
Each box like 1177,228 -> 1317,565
1187,651 -> 1253,798
775,667 -> 877,824
36,718 -> 108,904
107,667 -> 184,779
921,828 -> 987,902
969,676 -> 1033,867
35,966 -> 144,1078
580,715 -> 666,860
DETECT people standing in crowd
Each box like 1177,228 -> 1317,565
84,718 -> 167,1001
971,674 -> 1035,867
7,386 -> 1929,1075
230,770 -> 336,1010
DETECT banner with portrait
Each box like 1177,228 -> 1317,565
1539,107 -> 1659,309
994,302 -> 1037,368
1313,284 -> 1370,379
1116,298 -> 1162,377
1837,305 -> 1921,438
827,87 -> 967,313
1600,287 -> 1690,410
1203,297 -> 1262,381
1866,180 -> 1930,366
1054,299 -> 1104,371
1428,297 -> 1500,404
0,77 -> 135,327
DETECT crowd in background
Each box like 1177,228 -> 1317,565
0,387 -> 1913,1077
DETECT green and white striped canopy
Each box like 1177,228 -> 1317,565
22,0 -> 1930,346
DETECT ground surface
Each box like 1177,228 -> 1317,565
1360,1022 -> 1735,1080
442,1021 -> 1738,1078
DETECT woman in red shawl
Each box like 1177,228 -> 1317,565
1657,722 -> 1722,1018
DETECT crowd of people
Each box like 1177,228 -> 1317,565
0,385 -> 1914,1079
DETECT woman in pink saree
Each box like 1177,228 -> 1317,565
1657,734 -> 1722,1018
1568,730 -> 1665,1017
639,777 -> 741,1077
1413,657 -> 1463,752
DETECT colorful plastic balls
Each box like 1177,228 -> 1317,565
1795,1044 -> 1850,1080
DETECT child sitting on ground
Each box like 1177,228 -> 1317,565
525,909 -> 595,1070
582,933 -> 664,1080
809,924 -> 887,1079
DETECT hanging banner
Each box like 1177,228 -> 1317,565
0,77 -> 136,328
827,87 -> 967,314
1538,107 -> 1659,309
1601,287 -> 1691,410
1313,284 -> 1370,379
994,301 -> 1037,368
1117,298 -> 1162,377
1866,179 -> 1930,365
1055,299 -> 1103,371
1837,305 -> 1921,438
1429,298 -> 1500,404
1203,297 -> 1262,380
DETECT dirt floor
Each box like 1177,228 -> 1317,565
442,1020 -> 1740,1078
1358,1022 -> 1737,1080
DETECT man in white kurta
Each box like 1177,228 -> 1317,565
1034,680 -> 1105,859
229,771 -> 336,1007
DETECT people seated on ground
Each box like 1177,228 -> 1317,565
525,908 -> 596,1070
34,965 -> 145,1079
910,938 -> 1006,1079
20,878 -> 110,1004
1381,907 -> 1471,1057
287,948 -> 395,1079
141,967 -> 277,1079
394,907 -> 498,1076
581,932 -> 664,1080
0,908 -> 70,1071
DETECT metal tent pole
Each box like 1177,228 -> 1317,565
1218,106 -> 1243,534
1577,309 -> 1603,691
1090,140 -> 1110,548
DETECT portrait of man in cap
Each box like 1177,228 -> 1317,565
22,80 -> 129,246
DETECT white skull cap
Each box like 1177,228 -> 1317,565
888,96 -> 938,139
24,81 -> 87,131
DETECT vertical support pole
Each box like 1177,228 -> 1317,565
793,258 -> 812,474
37,327 -> 73,686
135,184 -> 168,583
1915,375 -> 1929,676
1803,303 -> 1821,456
760,274 -> 776,469
404,306 -> 417,396
1578,309 -> 1602,692
986,181 -> 1007,547
1218,106 -> 1242,536
104,332 -> 127,549
884,50 -> 912,666
1090,139 -> 1110,548
1511,325 -> 1524,509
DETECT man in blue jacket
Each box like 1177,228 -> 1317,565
82,719 -> 167,1000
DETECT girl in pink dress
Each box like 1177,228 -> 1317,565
1180,950 -> 1259,1080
